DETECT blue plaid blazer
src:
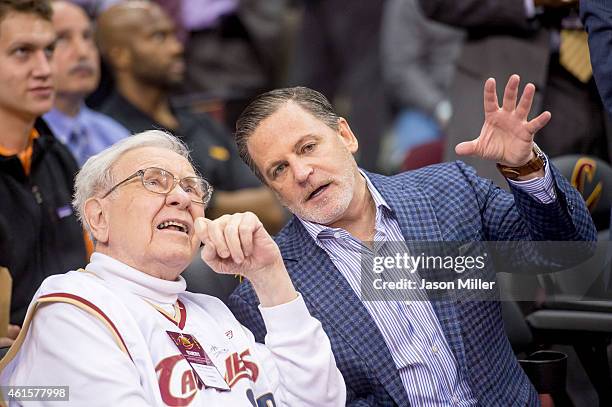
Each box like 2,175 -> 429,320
228,161 -> 596,406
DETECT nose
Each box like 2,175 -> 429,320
291,158 -> 313,184
169,35 -> 184,56
75,36 -> 93,58
165,183 -> 191,209
32,50 -> 52,78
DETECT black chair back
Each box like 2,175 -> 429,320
552,155 -> 612,232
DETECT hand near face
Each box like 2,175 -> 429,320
455,75 -> 551,167
194,213 -> 297,307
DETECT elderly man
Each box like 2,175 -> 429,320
96,1 -> 285,231
43,1 -> 129,166
0,131 -> 345,406
227,76 -> 597,405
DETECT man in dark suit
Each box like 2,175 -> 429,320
581,0 -> 612,117
227,77 -> 596,405
418,0 -> 576,28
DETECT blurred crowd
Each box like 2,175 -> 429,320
0,0 -> 610,405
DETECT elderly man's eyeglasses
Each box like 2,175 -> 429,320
101,167 -> 213,205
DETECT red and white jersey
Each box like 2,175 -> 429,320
0,253 -> 345,406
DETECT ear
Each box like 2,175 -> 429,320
108,46 -> 131,71
84,198 -> 109,244
338,117 -> 359,154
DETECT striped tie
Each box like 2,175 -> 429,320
559,29 -> 593,83
68,124 -> 88,166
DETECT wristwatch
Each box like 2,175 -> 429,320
496,144 -> 546,180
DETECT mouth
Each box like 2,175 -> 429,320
305,182 -> 331,202
29,86 -> 53,95
156,219 -> 190,235
70,66 -> 94,76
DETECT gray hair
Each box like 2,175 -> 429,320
235,86 -> 340,182
72,130 -> 190,232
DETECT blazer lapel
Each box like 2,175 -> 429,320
278,219 -> 410,406
369,173 -> 469,372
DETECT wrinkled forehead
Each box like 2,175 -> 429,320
247,102 -> 333,168
112,146 -> 196,179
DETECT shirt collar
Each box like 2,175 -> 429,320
43,105 -> 89,145
299,169 -> 393,242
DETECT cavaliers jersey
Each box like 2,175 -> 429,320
0,253 -> 345,406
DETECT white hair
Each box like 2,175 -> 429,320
72,130 -> 191,231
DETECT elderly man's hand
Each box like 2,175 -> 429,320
455,74 -> 551,167
195,213 -> 297,307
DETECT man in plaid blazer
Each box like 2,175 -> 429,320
227,76 -> 596,405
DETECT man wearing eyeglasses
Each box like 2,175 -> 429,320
0,130 -> 346,406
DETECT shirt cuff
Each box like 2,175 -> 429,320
258,293 -> 311,335
507,157 -> 557,204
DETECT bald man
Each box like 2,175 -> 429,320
97,1 -> 285,232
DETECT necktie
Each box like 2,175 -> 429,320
559,29 -> 592,83
68,124 -> 88,166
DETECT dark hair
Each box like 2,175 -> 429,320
0,0 -> 52,25
235,86 -> 340,182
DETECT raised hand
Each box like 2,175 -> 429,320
455,74 -> 551,167
194,212 -> 297,306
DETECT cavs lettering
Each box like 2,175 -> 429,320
225,349 -> 259,388
156,355 -> 202,406
571,157 -> 603,211
156,348 -> 274,406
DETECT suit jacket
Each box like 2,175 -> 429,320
581,0 -> 612,117
229,161 -> 596,406
418,0 -> 532,30
289,0 -> 389,171
381,0 -> 465,115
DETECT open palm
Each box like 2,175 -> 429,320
455,75 -> 551,166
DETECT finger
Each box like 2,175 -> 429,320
207,216 -> 231,259
224,214 -> 245,264
194,217 -> 209,243
0,337 -> 14,348
516,83 -> 536,120
455,139 -> 478,156
526,111 -> 552,135
195,218 -> 221,264
239,212 -> 259,257
502,74 -> 520,112
7,324 -> 20,340
483,77 -> 499,115
200,240 -> 218,264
